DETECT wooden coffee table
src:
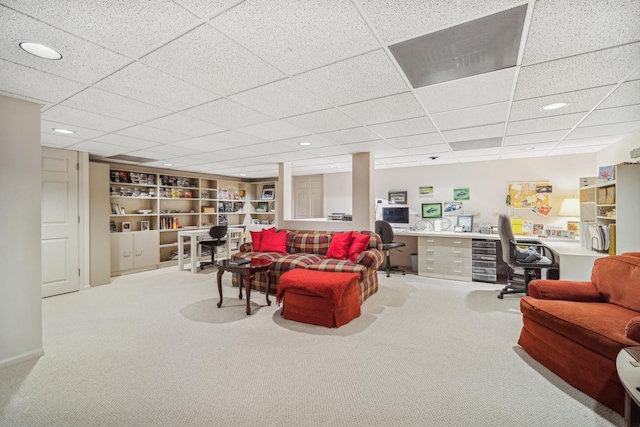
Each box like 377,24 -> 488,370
217,258 -> 272,315
617,348 -> 640,427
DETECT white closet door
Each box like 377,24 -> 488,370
41,147 -> 79,297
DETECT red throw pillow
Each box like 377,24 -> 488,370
250,230 -> 262,251
325,232 -> 354,260
348,233 -> 371,262
259,228 -> 287,253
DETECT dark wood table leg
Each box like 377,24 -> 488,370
238,273 -> 243,300
245,273 -> 253,315
265,272 -> 271,306
216,268 -> 224,308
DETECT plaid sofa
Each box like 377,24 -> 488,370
231,229 -> 384,303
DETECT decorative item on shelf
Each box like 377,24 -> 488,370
201,191 -> 209,199
220,188 -> 229,200
141,221 -> 150,231
110,221 -> 117,233
388,191 -> 407,204
252,219 -> 259,224
239,189 -> 246,199
261,188 -> 274,200
122,222 -> 131,232
597,165 -> 615,182
261,220 -> 269,225
256,202 -> 268,212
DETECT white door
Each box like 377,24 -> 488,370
294,175 -> 323,219
41,147 -> 80,297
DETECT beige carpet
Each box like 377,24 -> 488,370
0,268 -> 624,426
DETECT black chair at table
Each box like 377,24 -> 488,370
198,225 -> 227,270
375,220 -> 406,277
497,214 -> 558,299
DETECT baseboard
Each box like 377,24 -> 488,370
0,348 -> 44,370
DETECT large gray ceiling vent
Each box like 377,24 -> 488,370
389,4 -> 528,88
449,137 -> 502,151
104,154 -> 156,164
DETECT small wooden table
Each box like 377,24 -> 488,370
617,348 -> 640,427
216,258 -> 272,315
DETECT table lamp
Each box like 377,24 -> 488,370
559,198 -> 580,235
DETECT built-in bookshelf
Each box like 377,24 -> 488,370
99,164 -> 278,275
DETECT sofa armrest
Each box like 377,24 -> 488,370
626,317 -> 640,343
357,249 -> 384,269
528,279 -> 602,301
239,242 -> 253,252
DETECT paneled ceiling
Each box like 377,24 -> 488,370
1,0 -> 639,178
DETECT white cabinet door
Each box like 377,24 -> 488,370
110,233 -> 134,272
133,231 -> 159,268
41,148 -> 79,297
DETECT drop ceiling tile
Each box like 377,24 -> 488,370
154,156 -> 207,166
295,49 -> 408,106
2,0 -> 200,57
230,78 -> 332,118
211,0 -> 380,74
116,125 -> 189,144
500,150 -> 551,160
271,134 -> 336,150
237,120 -> 310,141
567,121 -> 640,139
374,147 -> 417,159
144,114 -> 227,137
317,127 -> 380,144
557,135 -> 624,148
340,92 -> 425,125
200,130 -> 266,147
141,24 -> 284,96
0,59 -> 85,103
42,105 -> 134,133
509,86 -> 615,121
62,88 -> 171,122
182,98 -> 272,129
457,153 -> 500,162
401,143 -> 451,156
598,80 -> 640,109
341,139 -> 392,153
172,137 -> 229,152
273,151 -> 319,162
40,132 -> 81,148
94,62 -> 220,111
358,0 -> 524,44
367,116 -> 437,138
68,140 -> 131,155
0,6 -> 131,84
430,102 -> 509,131
415,66 -> 516,114
506,112 -> 585,136
388,133 -> 445,149
547,145 -> 608,156
41,120 -> 105,140
174,0 -> 239,18
283,108 -> 360,134
442,124 -> 505,143
93,134 -> 160,150
503,130 -> 568,146
501,142 -> 556,153
523,0 -> 640,65
123,150 -> 175,161
515,43 -> 640,100
580,105 -> 640,127
185,151 -> 235,163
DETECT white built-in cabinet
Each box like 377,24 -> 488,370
110,231 -> 159,275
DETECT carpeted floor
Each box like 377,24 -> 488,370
0,268 -> 624,426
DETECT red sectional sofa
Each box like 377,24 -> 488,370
519,252 -> 640,414
231,229 -> 384,303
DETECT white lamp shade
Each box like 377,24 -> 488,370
558,198 -> 580,217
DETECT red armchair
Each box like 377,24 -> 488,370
518,253 -> 640,414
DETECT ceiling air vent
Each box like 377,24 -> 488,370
449,137 -> 502,151
105,154 -> 156,164
389,4 -> 528,88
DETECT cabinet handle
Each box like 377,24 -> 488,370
453,240 -> 462,244
453,259 -> 462,264
135,250 -> 143,256
123,251 -> 132,257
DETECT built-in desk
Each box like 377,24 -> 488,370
391,230 -> 606,282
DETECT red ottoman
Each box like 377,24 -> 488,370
277,269 -> 361,328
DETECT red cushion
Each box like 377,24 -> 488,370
250,230 -> 262,251
325,232 -> 354,260
348,233 -> 370,262
259,228 -> 287,253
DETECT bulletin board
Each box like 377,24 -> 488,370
507,182 -> 551,209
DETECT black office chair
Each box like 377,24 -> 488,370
375,220 -> 406,277
199,225 -> 227,270
497,214 -> 558,298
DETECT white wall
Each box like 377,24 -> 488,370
326,153 -> 596,231
596,130 -> 640,167
0,95 -> 43,368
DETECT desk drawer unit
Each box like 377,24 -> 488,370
418,236 -> 471,281
472,239 -> 498,283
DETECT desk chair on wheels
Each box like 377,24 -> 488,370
199,225 -> 227,270
375,220 -> 406,277
497,214 -> 558,298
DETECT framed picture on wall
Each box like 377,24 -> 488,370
388,191 -> 407,204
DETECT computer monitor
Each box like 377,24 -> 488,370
421,203 -> 442,218
382,207 -> 410,228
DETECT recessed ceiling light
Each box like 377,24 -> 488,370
19,42 -> 62,60
520,147 -> 534,151
237,173 -> 247,177
52,128 -> 74,134
299,142 -> 312,146
328,165 -> 338,169
163,163 -> 173,166
542,102 -> 569,111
